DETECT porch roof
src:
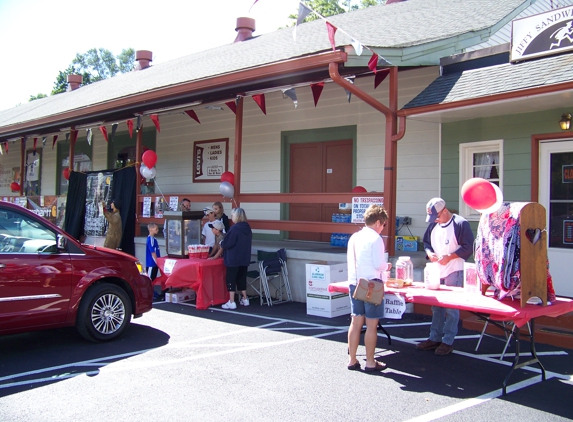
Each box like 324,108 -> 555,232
0,0 -> 531,138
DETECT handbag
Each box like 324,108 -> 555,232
351,242 -> 384,305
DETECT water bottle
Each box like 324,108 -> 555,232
395,256 -> 413,283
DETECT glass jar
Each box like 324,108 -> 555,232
395,256 -> 413,283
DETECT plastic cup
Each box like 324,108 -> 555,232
201,245 -> 209,259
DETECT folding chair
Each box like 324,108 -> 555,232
246,250 -> 279,306
261,248 -> 292,306
475,318 -> 531,360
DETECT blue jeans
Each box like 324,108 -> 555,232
349,283 -> 385,319
429,270 -> 463,346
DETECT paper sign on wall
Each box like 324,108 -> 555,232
351,197 -> 384,223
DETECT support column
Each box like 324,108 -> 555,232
69,128 -> 77,172
384,67 -> 399,256
233,96 -> 244,208
135,123 -> 143,236
19,138 -> 25,196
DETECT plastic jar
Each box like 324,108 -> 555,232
395,256 -> 413,283
424,262 -> 440,290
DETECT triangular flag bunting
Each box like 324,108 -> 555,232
294,2 -> 312,41
374,68 -> 390,89
33,137 -> 37,153
136,115 -> 142,132
184,110 -> 201,124
5,141 -> 8,154
65,133 -> 70,142
42,136 -> 47,148
52,135 -> 58,149
126,119 -> 133,138
86,129 -> 92,146
351,39 -> 363,56
252,94 -> 266,115
344,76 -> 355,103
368,53 -> 379,73
326,22 -> 337,51
310,82 -> 325,107
282,88 -> 298,108
150,114 -> 160,132
225,101 -> 237,114
110,123 -> 118,143
99,126 -> 108,142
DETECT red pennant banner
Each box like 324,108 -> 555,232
127,119 -> 133,138
52,135 -> 58,149
368,53 -> 379,73
33,137 -> 37,152
99,126 -> 109,142
5,142 -> 8,154
184,110 -> 201,124
374,68 -> 390,89
310,82 -> 325,107
225,101 -> 237,114
326,22 -> 337,51
150,114 -> 161,132
252,94 -> 266,115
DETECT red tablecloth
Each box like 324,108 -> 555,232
155,257 -> 229,310
328,281 -> 573,328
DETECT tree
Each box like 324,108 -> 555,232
288,0 -> 385,24
50,48 -> 135,95
29,93 -> 48,102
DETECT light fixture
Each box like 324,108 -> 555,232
559,113 -> 571,131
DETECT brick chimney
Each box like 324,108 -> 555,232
234,17 -> 255,42
67,74 -> 83,91
135,50 -> 153,70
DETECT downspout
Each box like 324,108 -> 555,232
329,63 -> 406,256
233,96 -> 244,208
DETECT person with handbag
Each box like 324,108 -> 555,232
346,204 -> 391,372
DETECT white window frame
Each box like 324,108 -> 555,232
459,139 -> 503,221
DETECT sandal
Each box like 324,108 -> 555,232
364,361 -> 387,372
347,361 -> 361,371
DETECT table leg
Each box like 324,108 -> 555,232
502,318 -> 547,395
377,322 -> 392,346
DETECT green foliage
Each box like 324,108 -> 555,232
29,93 -> 48,102
50,48 -> 135,95
287,0 -> 384,24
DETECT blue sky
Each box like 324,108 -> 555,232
0,0 -> 302,111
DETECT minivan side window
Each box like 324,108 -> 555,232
0,209 -> 57,253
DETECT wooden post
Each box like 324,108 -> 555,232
19,138 -> 25,196
135,123 -> 143,236
69,128 -> 77,172
233,96 -> 244,208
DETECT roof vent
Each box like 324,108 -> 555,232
67,74 -> 83,91
135,50 -> 153,70
234,17 -> 255,43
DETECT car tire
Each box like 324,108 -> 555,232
76,283 -> 132,342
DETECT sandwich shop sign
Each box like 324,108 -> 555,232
511,5 -> 573,61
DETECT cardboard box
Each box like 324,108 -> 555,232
395,236 -> 418,252
166,289 -> 196,303
306,261 -> 349,317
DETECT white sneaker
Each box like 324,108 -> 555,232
222,300 -> 237,310
240,297 -> 250,307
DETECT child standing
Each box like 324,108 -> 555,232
208,220 -> 226,260
146,223 -> 162,300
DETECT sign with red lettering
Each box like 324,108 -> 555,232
563,165 -> 573,183
192,138 -> 229,183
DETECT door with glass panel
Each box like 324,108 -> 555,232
539,140 -> 573,298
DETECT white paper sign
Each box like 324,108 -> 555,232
143,197 -> 151,218
383,293 -> 406,319
169,196 -> 179,212
163,259 -> 178,275
351,197 -> 384,223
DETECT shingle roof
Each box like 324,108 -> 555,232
0,0 -> 531,131
403,52 -> 573,109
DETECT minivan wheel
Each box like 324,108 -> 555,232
76,283 -> 132,342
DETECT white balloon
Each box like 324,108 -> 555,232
219,181 -> 234,198
139,164 -> 149,178
140,165 -> 155,179
148,167 -> 157,179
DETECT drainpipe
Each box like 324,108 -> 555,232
329,62 -> 406,256
233,96 -> 244,208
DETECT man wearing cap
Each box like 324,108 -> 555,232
202,206 -> 217,249
208,220 -> 226,260
417,198 -> 474,356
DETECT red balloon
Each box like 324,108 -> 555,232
62,168 -> 71,180
221,171 -> 234,186
461,178 -> 496,210
142,150 -> 157,169
10,182 -> 20,192
352,186 -> 367,193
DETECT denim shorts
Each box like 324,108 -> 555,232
349,283 -> 385,320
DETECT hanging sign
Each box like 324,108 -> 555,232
351,197 -> 384,223
193,138 -> 229,182
383,293 -> 406,319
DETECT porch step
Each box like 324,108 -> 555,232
413,303 -> 573,350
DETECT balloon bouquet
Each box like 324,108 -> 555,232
140,150 -> 158,180
219,171 -> 235,202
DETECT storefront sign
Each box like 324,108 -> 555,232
511,5 -> 573,61
563,164 -> 573,183
351,197 -> 384,223
193,138 -> 228,182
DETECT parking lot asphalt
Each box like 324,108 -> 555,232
1,300 -> 572,421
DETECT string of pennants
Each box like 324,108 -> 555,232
1,1 -> 392,155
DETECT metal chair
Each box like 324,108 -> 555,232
261,248 -> 292,306
246,250 -> 280,306
475,318 -> 531,360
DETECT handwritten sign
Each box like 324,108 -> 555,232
383,293 -> 406,319
193,138 -> 229,182
351,197 -> 384,223
163,259 -> 178,275
143,197 -> 151,218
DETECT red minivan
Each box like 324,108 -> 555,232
0,201 -> 153,342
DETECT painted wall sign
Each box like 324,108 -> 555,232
511,5 -> 573,61
192,138 -> 229,183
